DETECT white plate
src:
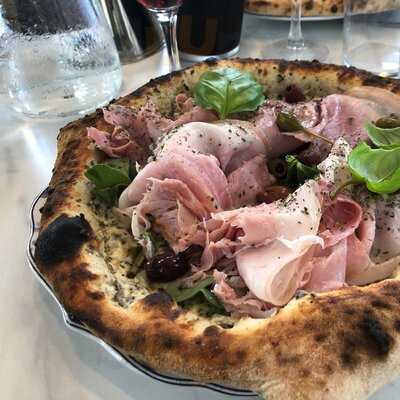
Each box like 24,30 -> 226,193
245,10 -> 343,22
27,189 -> 258,398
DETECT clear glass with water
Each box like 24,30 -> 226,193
1,0 -> 122,118
343,0 -> 400,77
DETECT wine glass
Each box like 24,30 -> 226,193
137,0 -> 182,71
263,0 -> 329,61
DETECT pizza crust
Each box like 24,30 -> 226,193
35,59 -> 400,400
244,0 -> 400,18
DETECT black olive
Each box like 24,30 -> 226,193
145,251 -> 190,282
268,158 -> 288,179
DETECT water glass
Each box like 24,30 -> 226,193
1,0 -> 122,118
343,0 -> 400,77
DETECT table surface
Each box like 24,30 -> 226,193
1,14 -> 400,400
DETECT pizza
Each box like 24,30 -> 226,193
244,0 -> 400,18
34,59 -> 400,400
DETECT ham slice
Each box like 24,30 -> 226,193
227,155 -> 275,208
87,126 -> 146,162
131,178 -> 206,252
298,95 -> 383,163
345,86 -> 400,115
205,180 -> 324,306
88,96 -> 217,162
154,120 -> 267,174
119,152 -> 231,212
213,271 -> 275,318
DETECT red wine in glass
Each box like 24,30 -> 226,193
137,0 -> 183,11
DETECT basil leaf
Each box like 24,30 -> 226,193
85,162 -> 131,189
164,276 -> 214,303
194,68 -> 265,119
85,159 -> 132,205
284,155 -> 319,188
276,111 -> 304,132
199,288 -> 225,311
366,121 -> 400,148
348,142 -> 400,194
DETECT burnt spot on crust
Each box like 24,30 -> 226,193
203,325 -> 221,337
35,214 -> 92,268
394,319 -> 400,332
304,1 -> 313,11
370,298 -> 392,309
340,310 -> 393,369
87,291 -> 105,301
314,333 -> 327,343
143,291 -> 173,307
358,312 -> 393,358
159,332 -> 182,350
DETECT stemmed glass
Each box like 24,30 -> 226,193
263,0 -> 329,61
137,0 -> 182,71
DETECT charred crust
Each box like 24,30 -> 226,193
370,298 -> 392,309
314,333 -> 327,343
203,325 -> 221,337
143,291 -> 173,307
358,312 -> 393,358
87,291 -> 105,301
158,333 -> 181,350
35,214 -> 92,268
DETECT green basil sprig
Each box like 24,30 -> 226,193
284,155 -> 319,188
194,68 -> 265,119
85,158 -> 133,205
348,142 -> 400,194
161,276 -> 224,311
365,121 -> 400,148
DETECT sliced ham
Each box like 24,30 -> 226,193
205,180 -> 324,306
131,178 -> 206,252
371,193 -> 400,263
345,86 -> 400,116
227,155 -> 275,208
119,152 -> 231,212
154,120 -> 267,174
88,96 -> 217,162
298,95 -> 383,163
305,239 -> 348,292
213,271 -> 275,318
87,127 -> 145,161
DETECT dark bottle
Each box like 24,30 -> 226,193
177,0 -> 245,61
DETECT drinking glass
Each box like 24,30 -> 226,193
1,0 -> 122,118
343,0 -> 400,77
263,0 -> 328,61
137,0 -> 182,71
177,0 -> 245,62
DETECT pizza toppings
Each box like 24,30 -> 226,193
84,68 -> 400,319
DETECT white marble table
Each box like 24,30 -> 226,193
1,14 -> 399,400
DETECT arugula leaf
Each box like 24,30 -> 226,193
194,68 -> 265,119
160,276 -> 224,312
85,159 -> 132,205
284,155 -> 319,188
375,115 -> 400,129
348,142 -> 400,194
366,121 -> 400,148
